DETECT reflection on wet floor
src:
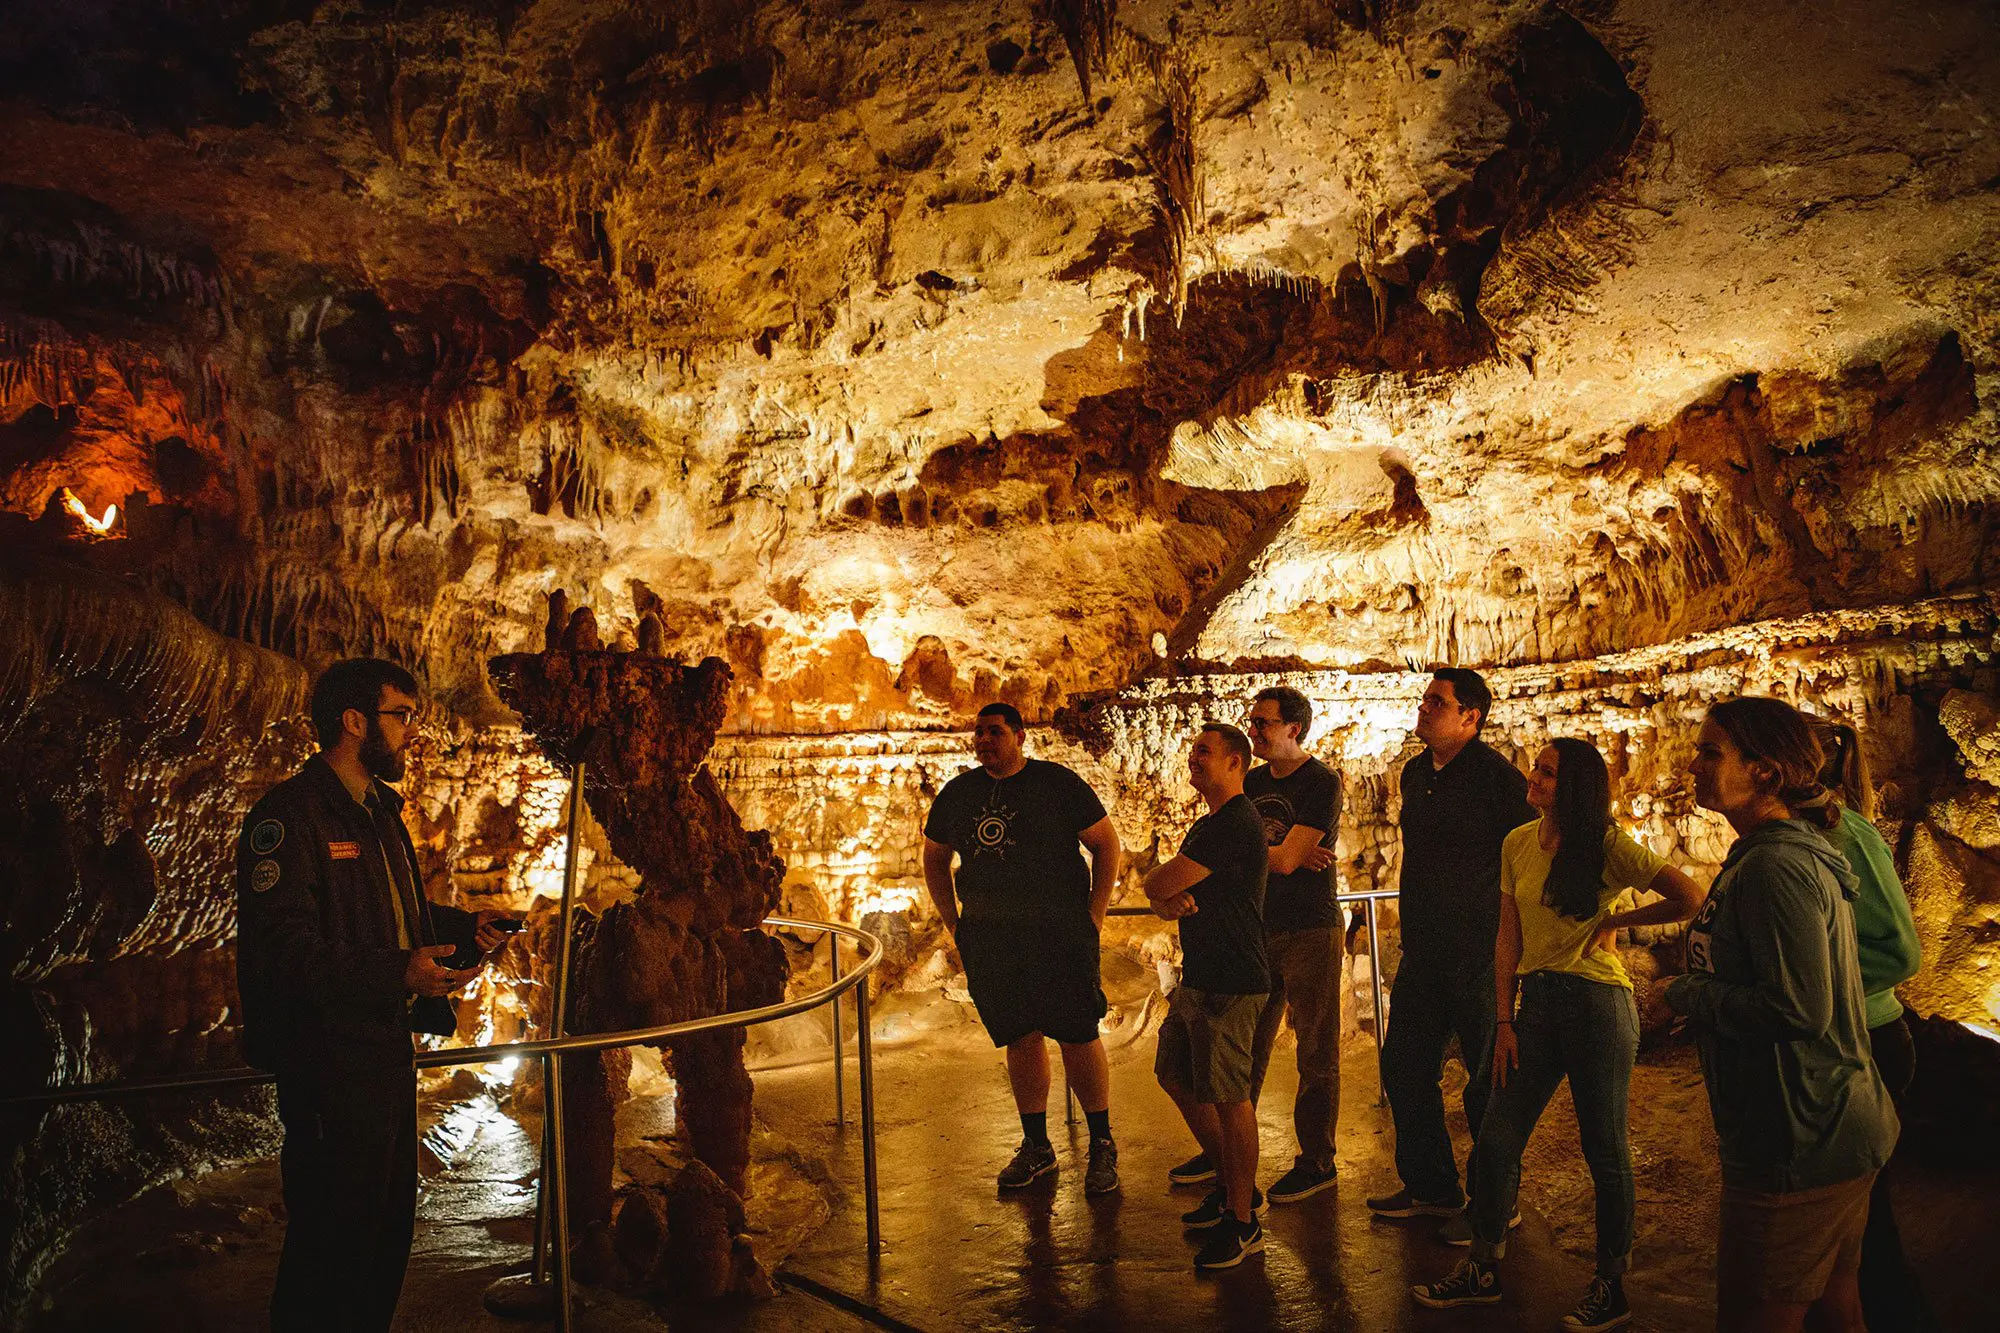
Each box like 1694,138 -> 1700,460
24,1002 -> 1993,1331
761,1014 -> 1988,1333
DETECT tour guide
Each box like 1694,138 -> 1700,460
922,702 -> 1125,1195
1146,723 -> 1272,1271
236,658 -> 515,1332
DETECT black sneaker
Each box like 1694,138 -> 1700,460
1181,1186 -> 1267,1229
1193,1215 -> 1265,1271
1084,1137 -> 1120,1196
1366,1187 -> 1462,1218
1267,1158 -> 1338,1203
1561,1276 -> 1631,1331
997,1139 -> 1057,1189
1411,1257 -> 1502,1308
1167,1151 -> 1216,1185
1438,1205 -> 1522,1245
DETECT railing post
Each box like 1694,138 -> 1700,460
546,1050 -> 573,1331
1366,894 -> 1387,1108
523,757 -> 585,1317
530,1110 -> 554,1283
855,966 -> 881,1256
830,932 -> 845,1128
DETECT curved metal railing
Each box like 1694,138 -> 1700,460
4,913 -> 885,1330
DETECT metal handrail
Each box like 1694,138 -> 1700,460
1,915 -> 883,1105
5,912 -> 886,1330
1102,886 -> 1397,1106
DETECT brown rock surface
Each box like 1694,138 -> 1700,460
488,621 -> 786,1289
5,0 -> 2000,1315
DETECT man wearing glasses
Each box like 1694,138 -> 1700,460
1367,668 -> 1535,1235
236,658 -> 516,1331
1186,686 -> 1346,1203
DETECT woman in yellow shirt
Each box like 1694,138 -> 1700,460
1415,738 -> 1704,1331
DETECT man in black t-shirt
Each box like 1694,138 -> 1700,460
1367,668 -> 1536,1231
922,702 -> 1124,1195
1238,686 -> 1345,1203
1146,723 -> 1271,1271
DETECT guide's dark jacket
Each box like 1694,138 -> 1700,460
235,754 -> 476,1073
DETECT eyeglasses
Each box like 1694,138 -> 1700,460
1243,716 -> 1283,730
372,707 -> 419,725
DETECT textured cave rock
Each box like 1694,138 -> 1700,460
2,0 -> 1992,726
0,547 -> 306,1317
489,622 -> 787,1295
3,0 -> 2000,1313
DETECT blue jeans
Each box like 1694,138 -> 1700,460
1471,970 -> 1639,1276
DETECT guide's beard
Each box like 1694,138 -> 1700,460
360,719 -> 406,783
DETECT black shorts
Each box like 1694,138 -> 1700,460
955,915 -> 1106,1047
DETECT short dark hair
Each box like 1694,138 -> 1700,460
1199,722 -> 1253,769
976,701 -> 1025,734
310,658 -> 419,749
1431,668 -> 1494,730
1253,685 -> 1312,738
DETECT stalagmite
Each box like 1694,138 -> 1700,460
489,615 -> 787,1297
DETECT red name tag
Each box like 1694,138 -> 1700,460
328,841 -> 361,861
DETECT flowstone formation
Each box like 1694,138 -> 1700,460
488,595 -> 787,1300
0,541 -> 306,1319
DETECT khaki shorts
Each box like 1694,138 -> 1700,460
1717,1172 -> 1875,1305
1155,986 -> 1267,1104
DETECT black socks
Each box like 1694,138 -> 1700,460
1021,1109 -> 1113,1143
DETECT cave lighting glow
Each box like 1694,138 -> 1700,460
59,488 -> 117,533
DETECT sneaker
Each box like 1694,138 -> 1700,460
1180,1186 -> 1268,1229
1193,1215 -> 1265,1271
1438,1205 -> 1523,1245
1561,1276 -> 1631,1331
1267,1158 -> 1338,1204
1366,1187 -> 1462,1218
1084,1137 -> 1120,1196
1167,1151 -> 1216,1185
997,1139 -> 1057,1189
1411,1257 -> 1502,1308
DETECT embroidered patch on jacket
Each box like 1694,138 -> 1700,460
328,840 -> 362,861
251,859 -> 282,893
250,819 -> 285,855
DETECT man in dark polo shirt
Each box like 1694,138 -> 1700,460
237,658 -> 516,1331
1147,723 -> 1271,1271
923,702 -> 1125,1195
1368,668 -> 1535,1227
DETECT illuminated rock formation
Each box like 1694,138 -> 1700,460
0,548 -> 306,1318
489,608 -> 787,1295
4,0 -> 2000,1314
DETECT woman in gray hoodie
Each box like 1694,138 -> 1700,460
1665,698 -> 1898,1333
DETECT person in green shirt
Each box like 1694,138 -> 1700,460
1412,738 -> 1702,1331
1666,698 -> 1898,1333
1805,718 -> 1934,1332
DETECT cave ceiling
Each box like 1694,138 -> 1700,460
2,0 -> 1997,729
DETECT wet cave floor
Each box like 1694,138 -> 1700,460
26,996 -> 1994,1332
